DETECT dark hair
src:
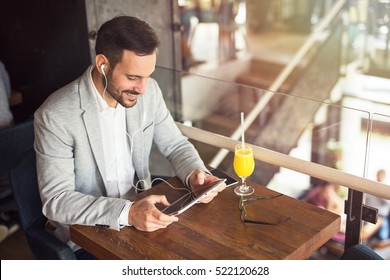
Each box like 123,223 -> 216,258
95,15 -> 160,68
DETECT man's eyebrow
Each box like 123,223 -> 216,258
126,74 -> 151,78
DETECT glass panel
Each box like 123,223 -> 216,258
179,0 -> 339,70
342,73 -> 390,185
152,67 -> 371,201
152,0 -> 365,201
366,113 -> 390,183
364,112 -> 390,242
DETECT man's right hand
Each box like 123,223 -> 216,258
128,195 -> 178,232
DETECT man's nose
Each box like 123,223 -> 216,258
133,78 -> 148,94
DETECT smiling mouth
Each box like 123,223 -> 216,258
126,94 -> 137,101
124,91 -> 139,101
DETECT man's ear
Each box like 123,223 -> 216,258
95,54 -> 108,74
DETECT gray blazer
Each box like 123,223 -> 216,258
34,66 -> 207,250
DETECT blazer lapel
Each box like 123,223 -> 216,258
79,66 -> 107,183
83,109 -> 106,182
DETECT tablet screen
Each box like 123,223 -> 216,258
161,179 -> 226,216
210,168 -> 238,188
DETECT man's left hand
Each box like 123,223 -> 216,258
188,169 -> 226,203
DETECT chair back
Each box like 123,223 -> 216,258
10,149 -> 76,259
0,119 -> 34,213
0,119 -> 34,178
10,149 -> 46,229
340,244 -> 384,260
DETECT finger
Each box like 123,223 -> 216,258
197,189 -> 218,203
135,221 -> 170,232
203,174 -> 223,186
204,177 -> 227,192
153,210 -> 179,223
198,180 -> 225,203
136,208 -> 178,231
192,169 -> 205,185
130,197 -> 176,229
140,203 -> 178,224
216,182 -> 227,192
198,195 -> 214,203
156,195 -> 172,207
144,194 -> 170,205
142,221 -> 173,232
145,209 -> 178,229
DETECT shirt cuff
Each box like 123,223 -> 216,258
185,170 -> 195,189
119,200 -> 133,228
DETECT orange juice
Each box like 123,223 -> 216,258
233,147 -> 255,177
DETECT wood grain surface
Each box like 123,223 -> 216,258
70,176 -> 340,260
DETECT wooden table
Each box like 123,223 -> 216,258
70,175 -> 340,260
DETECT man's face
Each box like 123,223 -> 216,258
104,50 -> 156,108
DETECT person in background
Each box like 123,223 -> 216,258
0,60 -> 19,242
0,60 -> 13,129
302,178 -> 386,251
365,169 -> 390,242
302,181 -> 346,243
34,15 -> 226,259
302,181 -> 344,216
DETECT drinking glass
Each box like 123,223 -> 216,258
233,143 -> 255,196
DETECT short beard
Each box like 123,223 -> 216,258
102,71 -> 140,108
107,88 -> 139,108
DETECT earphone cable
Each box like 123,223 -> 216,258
132,177 -> 192,194
102,70 -> 108,104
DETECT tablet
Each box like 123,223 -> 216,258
210,168 -> 238,188
161,179 -> 226,216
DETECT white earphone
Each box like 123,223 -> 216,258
100,64 -> 106,76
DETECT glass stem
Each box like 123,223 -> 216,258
241,176 -> 247,191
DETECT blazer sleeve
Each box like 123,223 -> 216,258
34,92 -> 127,231
149,80 -> 208,184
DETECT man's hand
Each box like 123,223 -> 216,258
189,169 -> 226,203
128,195 -> 178,232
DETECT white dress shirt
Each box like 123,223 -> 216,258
90,68 -> 133,226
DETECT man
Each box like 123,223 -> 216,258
34,16 -> 226,258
